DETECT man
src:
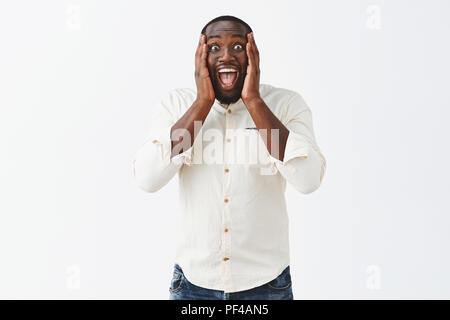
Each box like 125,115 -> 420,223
132,15 -> 326,300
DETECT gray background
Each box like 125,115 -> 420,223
1,0 -> 449,299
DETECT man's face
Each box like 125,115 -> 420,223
205,20 -> 249,105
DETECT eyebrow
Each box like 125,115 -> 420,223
207,34 -> 246,41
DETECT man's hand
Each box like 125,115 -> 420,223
170,34 -> 215,158
240,32 -> 290,162
241,32 -> 261,106
195,34 -> 215,105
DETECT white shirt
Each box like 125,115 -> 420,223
132,83 -> 326,293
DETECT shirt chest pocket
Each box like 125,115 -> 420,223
228,128 -> 272,167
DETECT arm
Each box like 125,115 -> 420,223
244,97 -> 290,162
246,94 -> 326,194
171,34 -> 215,158
132,34 -> 216,193
132,90 -> 192,193
241,32 -> 289,162
241,32 -> 326,194
271,93 -> 327,194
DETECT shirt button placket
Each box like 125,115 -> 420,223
221,106 -> 233,292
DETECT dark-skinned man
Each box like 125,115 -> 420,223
133,15 -> 326,300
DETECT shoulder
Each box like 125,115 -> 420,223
163,87 -> 196,105
158,87 -> 196,116
259,83 -> 310,119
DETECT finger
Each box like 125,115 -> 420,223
195,34 -> 205,71
248,33 -> 259,67
246,35 -> 255,68
200,43 -> 208,72
246,43 -> 256,70
250,33 -> 260,67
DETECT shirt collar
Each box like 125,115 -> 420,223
212,97 -> 245,114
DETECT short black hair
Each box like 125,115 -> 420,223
201,15 -> 253,35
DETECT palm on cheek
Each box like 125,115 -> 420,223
242,32 -> 261,104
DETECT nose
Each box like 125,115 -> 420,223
218,47 -> 235,63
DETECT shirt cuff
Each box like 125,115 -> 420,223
150,125 -> 194,166
268,130 -> 311,166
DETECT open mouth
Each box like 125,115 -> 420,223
217,67 -> 239,90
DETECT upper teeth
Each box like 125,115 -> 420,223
218,68 -> 237,73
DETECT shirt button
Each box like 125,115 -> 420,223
224,168 -> 229,173
224,198 -> 229,203
227,109 -> 232,114
224,228 -> 229,232
226,138 -> 231,143
223,257 -> 230,261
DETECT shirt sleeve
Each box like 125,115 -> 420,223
267,92 -> 327,194
132,90 -> 193,193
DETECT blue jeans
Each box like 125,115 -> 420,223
169,264 -> 294,300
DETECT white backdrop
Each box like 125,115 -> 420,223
1,0 -> 449,299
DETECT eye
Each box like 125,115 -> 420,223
210,44 -> 220,51
234,44 -> 243,50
